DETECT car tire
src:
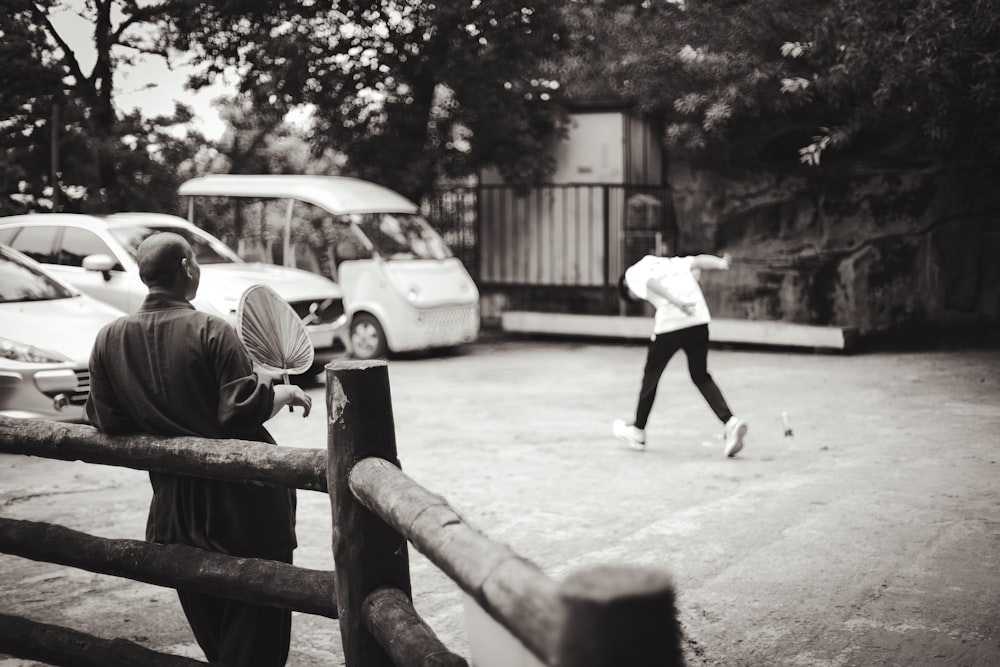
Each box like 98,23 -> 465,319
350,313 -> 387,360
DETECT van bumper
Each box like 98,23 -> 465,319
392,302 -> 480,353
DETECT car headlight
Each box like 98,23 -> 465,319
0,336 -> 70,364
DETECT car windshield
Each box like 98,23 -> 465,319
350,213 -> 452,260
108,225 -> 242,265
0,248 -> 77,303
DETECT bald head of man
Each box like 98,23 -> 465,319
137,232 -> 201,300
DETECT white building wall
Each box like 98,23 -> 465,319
550,112 -> 625,184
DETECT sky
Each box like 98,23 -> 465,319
49,1 -> 231,140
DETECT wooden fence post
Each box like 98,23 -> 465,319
554,565 -> 685,667
327,360 -> 412,667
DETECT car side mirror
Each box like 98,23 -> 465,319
82,253 -> 115,282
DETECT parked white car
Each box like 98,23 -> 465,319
0,213 -> 349,377
0,243 -> 125,422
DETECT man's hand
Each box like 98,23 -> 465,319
271,384 -> 313,418
288,386 -> 312,417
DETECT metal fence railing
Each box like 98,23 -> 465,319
424,184 -> 676,293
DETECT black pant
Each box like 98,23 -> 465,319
177,551 -> 293,667
634,324 -> 733,430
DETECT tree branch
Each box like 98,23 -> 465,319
31,2 -> 88,88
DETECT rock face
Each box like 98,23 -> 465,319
669,161 -> 1000,336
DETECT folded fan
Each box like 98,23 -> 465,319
236,284 -> 315,412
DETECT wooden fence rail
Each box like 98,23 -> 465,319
0,359 -> 684,666
348,455 -> 564,662
0,518 -> 337,617
0,417 -> 328,491
0,612 -> 211,667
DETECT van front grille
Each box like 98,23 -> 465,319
416,305 -> 478,330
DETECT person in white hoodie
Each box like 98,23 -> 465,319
613,242 -> 748,457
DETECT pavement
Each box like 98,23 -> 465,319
2,332 -> 999,666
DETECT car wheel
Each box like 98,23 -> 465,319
350,313 -> 387,360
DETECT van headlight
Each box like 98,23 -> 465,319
0,336 -> 70,364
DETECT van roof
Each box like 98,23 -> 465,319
178,174 -> 419,215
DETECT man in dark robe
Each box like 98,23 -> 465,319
86,232 -> 312,666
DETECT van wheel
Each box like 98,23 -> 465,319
350,314 -> 387,360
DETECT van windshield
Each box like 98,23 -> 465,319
350,213 -> 452,260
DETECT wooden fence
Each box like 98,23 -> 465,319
0,360 -> 684,666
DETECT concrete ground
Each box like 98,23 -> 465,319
1,333 -> 999,666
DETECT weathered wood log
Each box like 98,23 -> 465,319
554,565 -> 685,667
0,517 -> 337,618
362,586 -> 468,667
0,415 -> 327,491
350,455 -> 564,664
327,360 -> 412,667
0,612 -> 215,666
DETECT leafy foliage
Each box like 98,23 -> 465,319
800,0 -> 1000,165
4,0 -> 998,217
165,0 -> 571,199
1,0 -> 65,214
558,0 -> 1000,168
0,0 -> 212,214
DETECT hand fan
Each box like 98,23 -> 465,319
236,284 -> 315,412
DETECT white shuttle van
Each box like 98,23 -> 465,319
178,174 -> 480,359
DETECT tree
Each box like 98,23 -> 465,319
110,104 -> 213,213
557,0 -> 1000,169
166,0 -> 571,201
797,0 -> 1000,166
209,94 -> 344,178
1,0 -> 67,214
0,0 -> 212,213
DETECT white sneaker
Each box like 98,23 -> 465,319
724,417 -> 748,457
613,419 -> 646,451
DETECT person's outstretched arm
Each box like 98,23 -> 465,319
691,253 -> 732,271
